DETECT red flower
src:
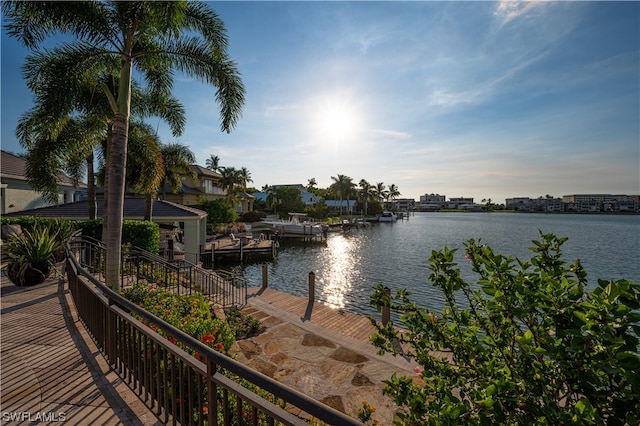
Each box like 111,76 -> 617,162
202,406 -> 209,414
201,333 -> 215,344
216,342 -> 224,351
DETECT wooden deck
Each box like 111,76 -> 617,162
206,237 -> 276,262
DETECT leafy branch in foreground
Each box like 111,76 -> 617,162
370,232 -> 639,425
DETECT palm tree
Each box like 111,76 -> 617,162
387,184 -> 401,208
160,142 -> 197,200
358,179 -> 375,216
238,167 -> 252,189
330,174 -> 355,219
205,154 -> 220,172
372,182 -> 388,210
18,76 -> 187,221
264,185 -> 278,214
125,122 -> 164,220
4,1 -> 245,290
307,178 -> 318,193
220,166 -> 243,205
18,113 -> 104,218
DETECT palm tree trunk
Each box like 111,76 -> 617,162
101,125 -> 113,243
104,48 -> 133,292
144,192 -> 153,221
86,151 -> 97,220
105,113 -> 128,291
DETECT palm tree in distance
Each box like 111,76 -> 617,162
3,1 -> 245,290
330,174 -> 355,219
205,154 -> 220,172
238,167 -> 252,189
124,122 -> 164,220
372,182 -> 388,210
358,179 -> 374,216
307,178 -> 318,193
387,184 -> 401,208
158,142 -> 197,213
220,166 -> 243,205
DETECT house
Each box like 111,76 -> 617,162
252,184 -> 320,207
161,165 -> 225,205
324,199 -> 356,215
2,197 -> 208,256
1,150 -> 87,215
160,164 -> 254,214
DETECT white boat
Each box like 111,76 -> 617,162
262,213 -> 326,236
378,211 -> 397,222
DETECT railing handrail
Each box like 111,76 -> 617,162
74,234 -> 247,307
65,236 -> 361,425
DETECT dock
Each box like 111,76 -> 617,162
205,235 -> 277,263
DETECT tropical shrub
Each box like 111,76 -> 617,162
4,224 -> 61,286
370,232 -> 639,425
197,198 -> 239,228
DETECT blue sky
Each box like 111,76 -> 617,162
2,1 -> 639,203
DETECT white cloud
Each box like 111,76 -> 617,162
494,1 -> 547,26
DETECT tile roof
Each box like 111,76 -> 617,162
1,150 -> 85,188
192,165 -> 222,178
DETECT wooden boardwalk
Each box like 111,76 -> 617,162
0,271 -> 162,425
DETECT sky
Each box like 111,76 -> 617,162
2,1 -> 639,203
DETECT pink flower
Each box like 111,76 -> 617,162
413,366 -> 424,376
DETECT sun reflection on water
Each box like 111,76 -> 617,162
317,234 -> 360,309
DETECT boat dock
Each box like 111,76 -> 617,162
205,235 -> 277,263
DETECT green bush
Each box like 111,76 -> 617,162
77,219 -> 159,253
240,210 -> 265,223
122,282 -> 235,354
78,219 -> 102,240
196,199 -> 238,226
122,220 -> 159,254
370,232 -> 639,425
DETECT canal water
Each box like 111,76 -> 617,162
223,213 -> 640,318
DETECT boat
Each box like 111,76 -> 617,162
262,213 -> 326,237
378,211 -> 397,222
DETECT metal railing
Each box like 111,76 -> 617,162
65,236 -> 361,425
72,236 -> 246,308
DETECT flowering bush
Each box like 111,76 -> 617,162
370,232 -> 639,425
122,282 -> 234,354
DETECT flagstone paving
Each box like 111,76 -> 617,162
231,288 -> 424,424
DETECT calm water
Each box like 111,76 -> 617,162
226,213 -> 640,318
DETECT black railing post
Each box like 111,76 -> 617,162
262,262 -> 268,289
308,272 -> 315,304
382,286 -> 391,326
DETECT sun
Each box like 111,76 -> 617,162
311,93 -> 361,142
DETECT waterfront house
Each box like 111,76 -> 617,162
160,164 -> 254,214
0,150 -> 87,215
